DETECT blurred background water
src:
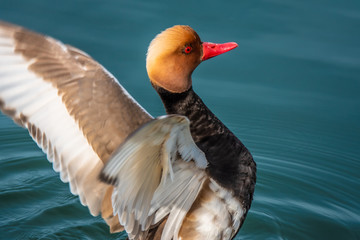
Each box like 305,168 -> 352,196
0,0 -> 359,239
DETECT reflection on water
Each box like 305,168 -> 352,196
1,0 -> 359,239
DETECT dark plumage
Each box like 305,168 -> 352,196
155,86 -> 256,226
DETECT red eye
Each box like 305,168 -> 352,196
184,46 -> 192,54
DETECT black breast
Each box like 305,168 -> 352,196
155,86 -> 256,212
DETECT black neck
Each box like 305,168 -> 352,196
155,86 -> 256,208
156,86 -> 226,142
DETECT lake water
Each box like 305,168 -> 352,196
0,0 -> 359,239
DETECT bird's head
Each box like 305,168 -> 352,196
146,25 -> 237,93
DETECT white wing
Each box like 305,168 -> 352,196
0,28 -> 105,215
0,21 -> 152,232
100,115 -> 208,239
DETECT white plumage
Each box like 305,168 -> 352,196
100,115 -> 208,239
0,26 -> 107,216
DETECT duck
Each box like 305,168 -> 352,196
0,21 -> 256,240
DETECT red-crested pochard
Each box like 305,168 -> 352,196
0,21 -> 256,239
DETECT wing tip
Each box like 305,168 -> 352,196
0,98 -> 14,116
99,171 -> 118,186
0,98 -> 28,127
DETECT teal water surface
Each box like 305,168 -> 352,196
0,0 -> 359,239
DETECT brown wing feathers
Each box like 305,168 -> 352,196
0,21 -> 152,233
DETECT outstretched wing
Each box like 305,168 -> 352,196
100,115 -> 208,240
0,21 -> 152,232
